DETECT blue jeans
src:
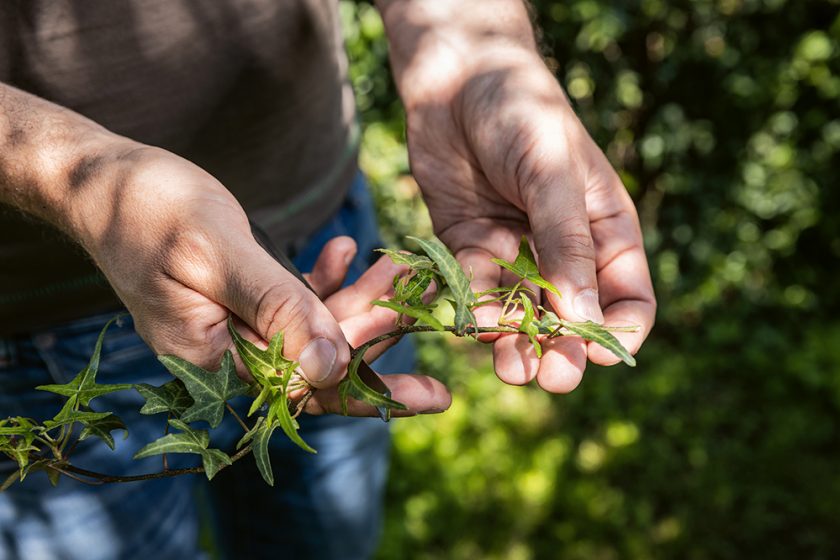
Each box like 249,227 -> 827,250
0,174 -> 412,560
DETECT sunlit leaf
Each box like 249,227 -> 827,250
372,299 -> 445,331
560,320 -> 637,366
376,248 -> 437,271
158,351 -> 249,428
393,269 -> 434,306
518,295 -> 543,358
408,237 -> 476,334
491,235 -> 561,297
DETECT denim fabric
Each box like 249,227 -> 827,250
0,173 -> 413,560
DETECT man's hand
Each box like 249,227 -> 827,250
378,0 -> 656,393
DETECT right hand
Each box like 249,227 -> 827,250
73,146 -> 349,388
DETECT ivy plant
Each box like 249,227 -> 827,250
0,237 -> 637,489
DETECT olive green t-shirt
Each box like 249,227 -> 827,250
0,0 -> 359,334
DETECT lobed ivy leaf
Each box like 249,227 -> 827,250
36,317 -> 133,406
518,295 -> 543,358
158,351 -> 249,428
78,414 -> 127,450
43,398 -> 111,430
491,235 -> 561,298
559,320 -> 637,367
372,299 -> 445,331
133,419 -> 231,480
376,248 -> 437,271
228,317 -> 297,383
408,237 -> 476,335
136,380 -> 193,417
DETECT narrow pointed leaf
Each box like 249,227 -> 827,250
266,331 -> 296,372
227,317 -> 274,381
79,414 -> 127,450
376,249 -> 437,271
36,316 -> 132,406
252,417 -> 278,486
393,269 -> 434,307
560,320 -> 637,366
372,300 -> 444,331
408,237 -> 476,334
136,380 -> 193,416
237,416 -> 265,450
270,395 -> 316,454
518,295 -> 543,358
340,351 -> 407,413
491,235 -> 561,297
158,351 -> 249,428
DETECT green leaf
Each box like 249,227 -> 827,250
200,448 -> 234,480
158,351 -> 249,428
339,351 -> 407,416
78,414 -> 127,450
536,308 -> 561,333
408,237 -> 476,335
248,385 -> 273,417
227,318 -> 276,382
43,398 -> 111,430
266,331 -> 296,373
46,465 -> 61,487
559,320 -> 637,367
518,295 -> 543,358
134,419 -> 231,480
372,299 -> 445,331
36,317 -> 133,406
0,417 -> 40,437
491,235 -> 561,298
393,269 -> 434,307
270,395 -> 316,455
236,416 -> 265,450
252,417 -> 279,486
376,248 -> 437,271
136,380 -> 194,416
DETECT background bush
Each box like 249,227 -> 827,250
340,1 -> 840,558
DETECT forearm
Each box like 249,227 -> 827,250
375,0 -> 540,108
0,83 -> 137,241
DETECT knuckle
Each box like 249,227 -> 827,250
255,283 -> 313,340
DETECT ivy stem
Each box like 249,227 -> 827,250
59,444 -> 253,484
348,325 -> 519,362
225,403 -> 249,433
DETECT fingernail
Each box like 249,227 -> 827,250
573,289 -> 604,324
299,338 -> 338,383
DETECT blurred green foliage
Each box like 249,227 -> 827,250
340,1 -> 840,558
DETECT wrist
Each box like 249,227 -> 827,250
379,0 -> 539,110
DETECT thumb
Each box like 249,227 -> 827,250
525,179 -> 603,325
214,242 -> 351,388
